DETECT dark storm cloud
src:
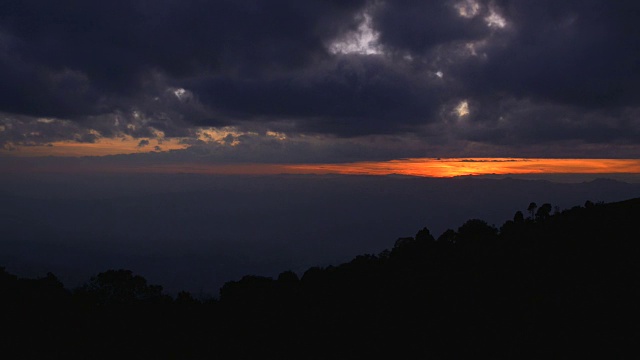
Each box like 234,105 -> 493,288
0,0 -> 366,117
0,114 -> 100,149
372,0 -> 491,54
446,0 -> 640,108
191,56 -> 441,136
435,96 -> 640,147
1,0 -> 640,155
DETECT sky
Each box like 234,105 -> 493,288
3,0 -> 640,292
1,0 -> 640,175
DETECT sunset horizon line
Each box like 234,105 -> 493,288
4,157 -> 640,178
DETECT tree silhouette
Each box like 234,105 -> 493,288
3,197 -> 640,359
175,291 -> 199,305
415,227 -> 435,242
527,202 -> 538,219
76,269 -> 165,305
277,270 -> 300,285
437,228 -> 457,243
456,219 -> 498,245
513,210 -> 525,223
535,203 -> 552,221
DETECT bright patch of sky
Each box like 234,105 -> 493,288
456,101 -> 470,117
466,42 -> 478,56
465,41 -> 489,59
329,12 -> 383,55
170,87 -> 193,102
196,127 -> 256,146
485,8 -> 507,28
266,131 -> 287,140
455,0 -> 480,18
454,0 -> 507,29
0,135 -> 188,157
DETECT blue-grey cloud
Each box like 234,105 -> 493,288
1,0 -> 639,158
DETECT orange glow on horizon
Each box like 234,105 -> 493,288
1,136 -> 188,157
8,158 -> 640,177
285,158 -> 640,177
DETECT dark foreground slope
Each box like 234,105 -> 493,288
2,198 -> 639,358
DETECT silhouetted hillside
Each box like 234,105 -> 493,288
2,198 -> 639,358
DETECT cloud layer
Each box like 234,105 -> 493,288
1,0 -> 640,160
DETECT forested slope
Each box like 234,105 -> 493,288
2,198 -> 639,358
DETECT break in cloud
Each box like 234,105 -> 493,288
1,0 -> 640,160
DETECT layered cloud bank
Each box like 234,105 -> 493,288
1,0 -> 640,161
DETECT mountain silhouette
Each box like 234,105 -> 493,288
2,197 -> 639,358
